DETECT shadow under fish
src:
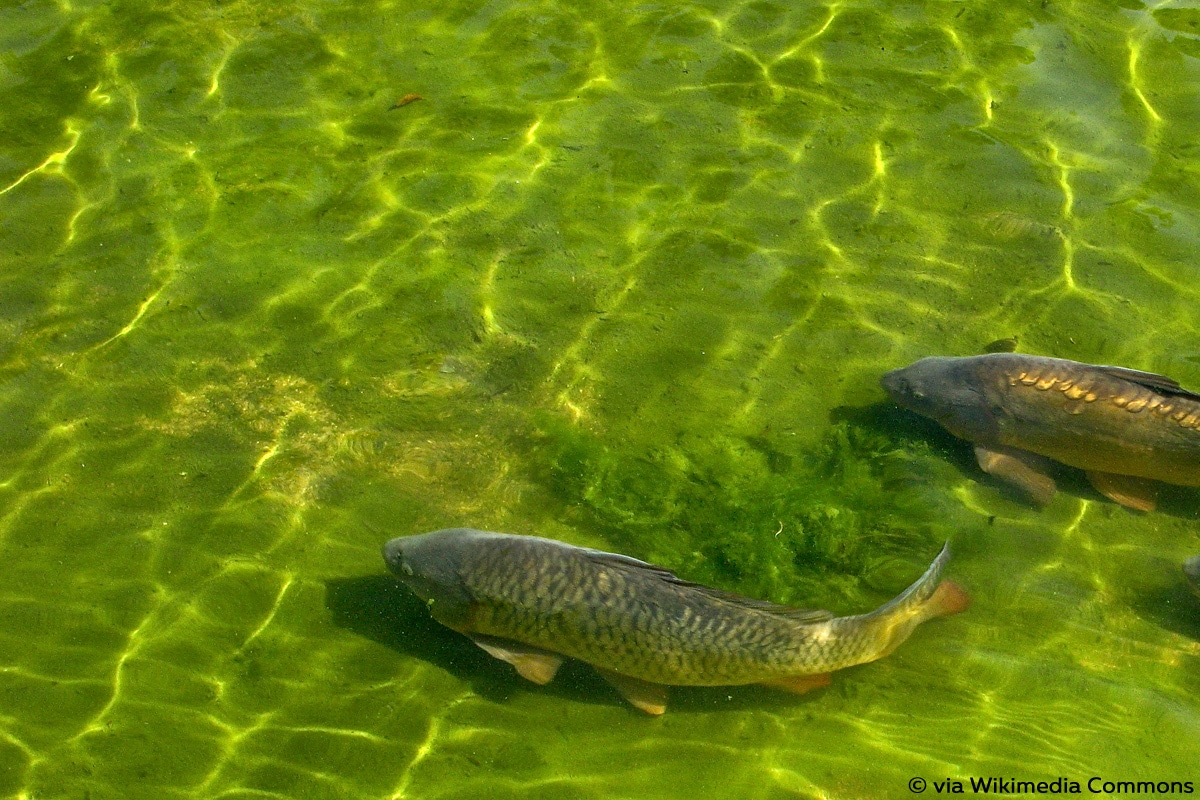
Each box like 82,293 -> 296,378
380,528 -> 968,715
325,574 -> 626,707
1123,556 -> 1200,643
881,353 -> 1200,513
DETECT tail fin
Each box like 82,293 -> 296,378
870,542 -> 970,622
854,542 -> 969,661
927,579 -> 971,618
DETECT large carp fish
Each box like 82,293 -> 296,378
383,528 -> 968,714
881,353 -> 1200,512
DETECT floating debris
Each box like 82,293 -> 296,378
390,93 -> 424,110
980,211 -> 1060,239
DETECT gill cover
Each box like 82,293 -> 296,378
881,356 -> 1003,442
383,529 -> 481,628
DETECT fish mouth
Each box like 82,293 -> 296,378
382,537 -> 409,575
880,368 -> 921,405
880,368 -> 903,398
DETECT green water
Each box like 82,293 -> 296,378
2,0 -> 1199,796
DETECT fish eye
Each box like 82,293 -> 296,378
897,377 -> 924,399
898,378 -> 924,399
401,563 -> 414,577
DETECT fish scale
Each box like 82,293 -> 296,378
384,529 -> 967,712
1007,357 -> 1200,426
883,354 -> 1200,511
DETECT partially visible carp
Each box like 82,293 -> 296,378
383,528 -> 968,714
881,353 -> 1200,511
1185,556 -> 1200,600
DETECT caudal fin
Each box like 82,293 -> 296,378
926,579 -> 970,618
865,542 -> 970,623
856,544 -> 970,661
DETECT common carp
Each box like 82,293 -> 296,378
881,354 -> 1200,511
1185,556 -> 1200,600
383,528 -> 968,714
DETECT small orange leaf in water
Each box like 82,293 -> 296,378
390,93 -> 424,110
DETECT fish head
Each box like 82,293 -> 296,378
1184,556 -> 1200,599
881,356 -> 1000,441
383,528 -> 484,614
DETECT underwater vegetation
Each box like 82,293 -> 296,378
1,0 -> 1199,795
526,413 -> 981,608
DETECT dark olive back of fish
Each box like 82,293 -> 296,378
965,355 -> 1200,488
998,357 -> 1200,438
884,353 -> 1200,484
386,529 -> 834,684
385,530 -> 964,690
454,534 -> 812,678
886,354 -> 1200,444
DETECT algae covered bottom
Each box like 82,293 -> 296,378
1,0 -> 1200,797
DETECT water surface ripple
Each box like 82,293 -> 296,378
1,0 -> 1199,797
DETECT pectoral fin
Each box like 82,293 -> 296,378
760,673 -> 832,695
595,668 -> 668,715
1086,471 -> 1158,512
469,635 -> 564,685
974,444 -> 1057,505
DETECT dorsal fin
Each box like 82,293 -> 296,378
579,549 -> 678,578
1096,365 -> 1200,401
684,587 -> 834,622
581,549 -> 834,623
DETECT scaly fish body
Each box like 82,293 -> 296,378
882,354 -> 1200,509
384,529 -> 967,713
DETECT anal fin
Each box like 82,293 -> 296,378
595,668 -> 668,715
469,635 -> 564,685
760,673 -> 832,695
974,444 -> 1057,505
1086,470 -> 1158,512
